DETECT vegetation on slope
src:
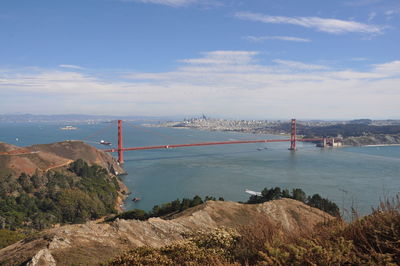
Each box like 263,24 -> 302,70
272,121 -> 400,138
0,229 -> 26,249
110,187 -> 338,223
299,124 -> 400,138
0,159 -> 120,231
109,197 -> 400,265
108,195 -> 225,221
246,187 -> 340,217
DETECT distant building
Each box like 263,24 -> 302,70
317,137 -> 343,148
328,138 -> 342,147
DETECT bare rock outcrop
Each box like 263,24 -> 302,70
0,199 -> 333,265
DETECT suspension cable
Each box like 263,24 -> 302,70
81,121 -> 116,142
124,121 -> 175,141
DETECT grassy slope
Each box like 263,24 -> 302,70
109,199 -> 400,265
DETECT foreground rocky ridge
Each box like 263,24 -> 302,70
0,199 -> 332,265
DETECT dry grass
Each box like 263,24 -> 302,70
108,198 -> 400,265
232,216 -> 284,265
109,228 -> 240,266
256,197 -> 400,265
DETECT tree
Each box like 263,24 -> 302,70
180,198 -> 191,211
292,188 -> 307,203
190,195 -> 203,207
31,174 -> 48,189
171,199 -> 181,212
152,205 -> 161,216
282,189 -> 290,198
308,194 -> 340,217
118,209 -> 148,221
18,173 -> 34,193
205,196 -> 216,201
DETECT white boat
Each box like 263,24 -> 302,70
60,126 -> 77,130
245,189 -> 262,196
99,140 -> 112,145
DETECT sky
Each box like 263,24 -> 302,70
0,0 -> 399,120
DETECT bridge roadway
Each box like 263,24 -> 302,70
104,138 -> 323,152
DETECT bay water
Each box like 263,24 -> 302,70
1,122 -> 399,218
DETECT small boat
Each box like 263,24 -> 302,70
132,197 -> 141,202
257,148 -> 263,151
60,125 -> 77,130
99,140 -> 112,146
245,189 -> 262,196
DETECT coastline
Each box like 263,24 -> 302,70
115,175 -> 130,212
144,121 -> 400,147
363,144 -> 400,147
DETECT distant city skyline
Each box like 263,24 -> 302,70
1,0 -> 399,119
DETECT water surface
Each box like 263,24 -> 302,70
1,122 -> 399,218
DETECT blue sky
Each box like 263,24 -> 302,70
1,0 -> 399,119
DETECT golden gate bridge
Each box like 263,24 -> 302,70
104,119 -> 325,164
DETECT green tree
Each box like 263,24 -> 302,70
190,195 -> 203,207
282,189 -> 290,198
171,199 -> 181,212
180,198 -> 191,211
205,196 -> 216,201
292,188 -> 307,203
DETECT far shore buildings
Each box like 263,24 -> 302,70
317,137 -> 343,148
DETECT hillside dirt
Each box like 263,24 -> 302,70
0,140 -> 125,177
0,199 -> 333,266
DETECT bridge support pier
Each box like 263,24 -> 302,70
289,118 -> 296,150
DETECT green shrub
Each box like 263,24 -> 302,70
247,187 -> 340,217
0,160 -> 120,232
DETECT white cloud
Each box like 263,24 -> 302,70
178,51 -> 259,65
350,57 -> 368,61
244,35 -> 311,43
368,12 -> 376,21
1,52 -> 400,119
385,8 -> 400,20
120,0 -> 197,7
373,60 -> 400,76
58,64 -> 85,70
273,59 -> 329,70
234,12 -> 383,34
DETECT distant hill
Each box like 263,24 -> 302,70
0,113 -> 181,123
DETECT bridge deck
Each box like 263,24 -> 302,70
104,138 -> 322,152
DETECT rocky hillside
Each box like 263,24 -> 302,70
0,140 -> 125,177
0,199 -> 332,265
343,134 -> 400,146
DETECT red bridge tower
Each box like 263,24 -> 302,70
289,118 -> 296,150
117,120 -> 124,164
